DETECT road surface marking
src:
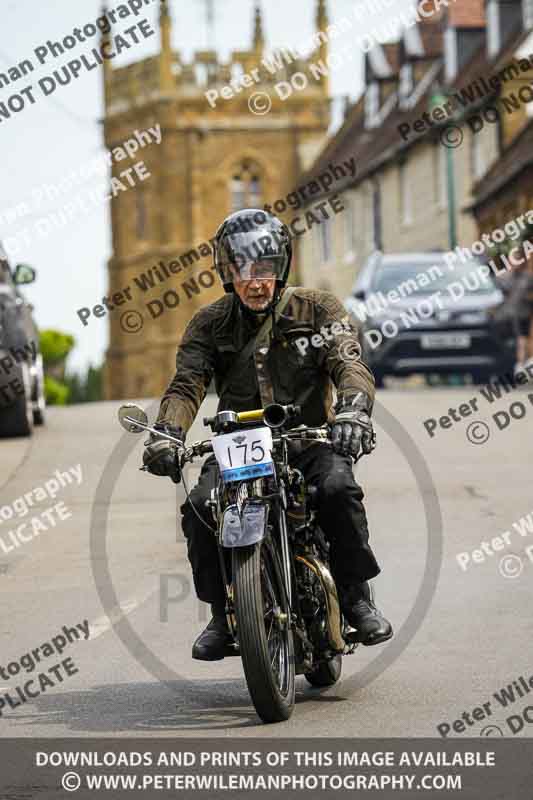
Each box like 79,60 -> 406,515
89,588 -> 156,640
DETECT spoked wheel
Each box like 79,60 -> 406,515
233,538 -> 295,723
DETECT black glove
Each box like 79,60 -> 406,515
330,392 -> 376,459
143,423 -> 184,484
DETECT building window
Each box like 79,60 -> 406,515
487,0 -> 501,57
344,193 -> 357,257
136,190 -> 147,240
432,144 -> 447,207
319,217 -> 332,262
363,185 -> 376,250
444,28 -> 458,82
470,131 -> 486,180
230,161 -> 262,212
525,0 -> 533,28
399,63 -> 413,107
399,161 -> 412,225
365,82 -> 380,128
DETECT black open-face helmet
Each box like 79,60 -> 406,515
214,209 -> 292,296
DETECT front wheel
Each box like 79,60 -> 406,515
233,538 -> 295,723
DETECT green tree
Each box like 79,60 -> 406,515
40,330 -> 75,366
39,329 -> 75,403
64,363 -> 103,403
44,376 -> 70,405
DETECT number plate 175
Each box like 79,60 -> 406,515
212,427 -> 274,483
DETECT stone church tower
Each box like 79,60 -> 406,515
103,0 -> 331,399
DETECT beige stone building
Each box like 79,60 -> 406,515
103,1 -> 331,399
298,0 -> 526,300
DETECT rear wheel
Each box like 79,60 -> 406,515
0,363 -> 34,438
233,538 -> 295,723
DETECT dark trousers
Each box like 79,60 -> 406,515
180,443 -> 381,607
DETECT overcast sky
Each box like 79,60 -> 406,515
0,0 -> 414,371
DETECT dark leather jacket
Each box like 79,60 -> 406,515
157,287 -> 375,434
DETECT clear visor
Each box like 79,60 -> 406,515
217,230 -> 286,284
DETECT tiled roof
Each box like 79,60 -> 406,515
300,9 -> 529,209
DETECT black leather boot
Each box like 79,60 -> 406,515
339,582 -> 393,646
192,605 -> 234,661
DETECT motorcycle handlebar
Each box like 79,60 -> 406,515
179,425 -> 331,466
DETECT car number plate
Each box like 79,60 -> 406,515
212,427 -> 274,483
420,333 -> 471,349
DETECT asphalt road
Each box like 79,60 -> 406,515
0,384 -> 532,737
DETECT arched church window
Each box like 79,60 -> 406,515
230,161 -> 262,212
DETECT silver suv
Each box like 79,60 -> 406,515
0,244 -> 46,437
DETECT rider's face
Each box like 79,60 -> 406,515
230,263 -> 276,312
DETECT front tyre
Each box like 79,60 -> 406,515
233,538 -> 295,723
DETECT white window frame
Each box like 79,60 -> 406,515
487,0 -> 501,57
319,216 -> 333,263
444,27 -> 458,82
525,0 -> 533,28
399,161 -> 412,226
365,82 -> 380,129
364,184 -> 376,250
343,193 -> 357,261
470,131 -> 485,181
399,63 -> 413,108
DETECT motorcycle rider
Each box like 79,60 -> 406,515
143,209 -> 393,660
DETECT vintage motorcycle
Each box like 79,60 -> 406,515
118,401 -> 365,723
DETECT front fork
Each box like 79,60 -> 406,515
277,483 -> 293,610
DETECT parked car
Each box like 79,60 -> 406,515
0,243 -> 45,436
344,251 -> 516,387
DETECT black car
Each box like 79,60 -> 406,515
344,251 -> 516,386
0,243 -> 45,436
